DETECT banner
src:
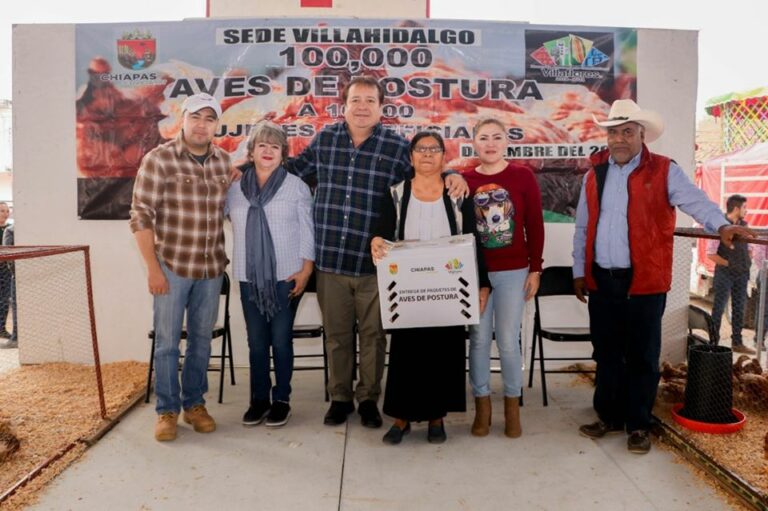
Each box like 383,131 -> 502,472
75,19 -> 637,220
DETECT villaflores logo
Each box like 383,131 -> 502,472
531,34 -> 608,68
525,30 -> 614,85
117,29 -> 156,70
388,263 -> 398,275
445,258 -> 464,273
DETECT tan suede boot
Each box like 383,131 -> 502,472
183,405 -> 216,433
504,397 -> 522,438
471,396 -> 491,437
155,412 -> 178,442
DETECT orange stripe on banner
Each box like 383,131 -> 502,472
301,0 -> 333,7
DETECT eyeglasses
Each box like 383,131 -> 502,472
413,146 -> 444,154
474,189 -> 509,207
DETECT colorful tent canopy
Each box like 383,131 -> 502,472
705,86 -> 768,117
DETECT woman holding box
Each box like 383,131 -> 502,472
464,118 -> 544,438
371,131 -> 490,445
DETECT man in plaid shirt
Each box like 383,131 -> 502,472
130,93 -> 231,442
285,76 -> 467,428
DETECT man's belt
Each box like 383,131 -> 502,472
593,263 -> 632,278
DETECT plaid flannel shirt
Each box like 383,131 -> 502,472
285,122 -> 411,276
129,132 -> 231,279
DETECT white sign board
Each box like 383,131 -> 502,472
376,234 -> 479,329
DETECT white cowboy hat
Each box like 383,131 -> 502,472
592,99 -> 664,143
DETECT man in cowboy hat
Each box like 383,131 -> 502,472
571,99 -> 753,454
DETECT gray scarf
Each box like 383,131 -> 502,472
240,163 -> 287,319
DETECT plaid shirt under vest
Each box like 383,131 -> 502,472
285,122 -> 411,276
129,132 -> 231,279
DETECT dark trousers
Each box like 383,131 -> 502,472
711,267 -> 749,345
757,275 -> 768,343
8,273 -> 15,340
0,266 -> 11,333
588,265 -> 667,432
239,281 -> 299,404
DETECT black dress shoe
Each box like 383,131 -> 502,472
382,423 -> 410,445
578,420 -> 624,439
323,400 -> 355,425
358,400 -> 383,428
427,421 -> 447,444
627,430 -> 651,454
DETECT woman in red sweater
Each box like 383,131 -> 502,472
464,118 -> 544,438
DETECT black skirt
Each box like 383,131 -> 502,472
382,325 -> 467,422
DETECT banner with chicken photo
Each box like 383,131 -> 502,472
75,19 -> 636,220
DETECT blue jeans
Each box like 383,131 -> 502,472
711,267 -> 749,345
240,280 -> 298,403
469,268 -> 527,398
153,263 -> 223,414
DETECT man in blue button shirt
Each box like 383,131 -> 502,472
571,100 -> 753,454
284,76 -> 467,428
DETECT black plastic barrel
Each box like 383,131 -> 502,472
678,345 -> 737,424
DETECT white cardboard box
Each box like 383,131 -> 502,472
376,234 -> 480,329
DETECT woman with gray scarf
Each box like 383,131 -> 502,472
226,121 -> 315,428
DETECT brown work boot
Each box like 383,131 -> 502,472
504,396 -> 522,438
471,396 -> 491,437
183,405 -> 216,433
155,412 -> 178,442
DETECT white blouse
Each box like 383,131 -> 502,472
404,195 -> 451,241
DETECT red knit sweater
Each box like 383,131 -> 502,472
463,162 -> 544,272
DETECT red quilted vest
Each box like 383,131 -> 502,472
584,145 -> 675,295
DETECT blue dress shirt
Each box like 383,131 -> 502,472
572,151 -> 729,278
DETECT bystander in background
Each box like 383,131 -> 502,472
0,202 -> 15,348
707,194 -> 754,354
0,222 -> 16,349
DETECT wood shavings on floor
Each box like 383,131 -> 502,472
0,361 -> 147,510
654,401 -> 768,504
655,437 -> 753,511
564,362 -> 596,387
